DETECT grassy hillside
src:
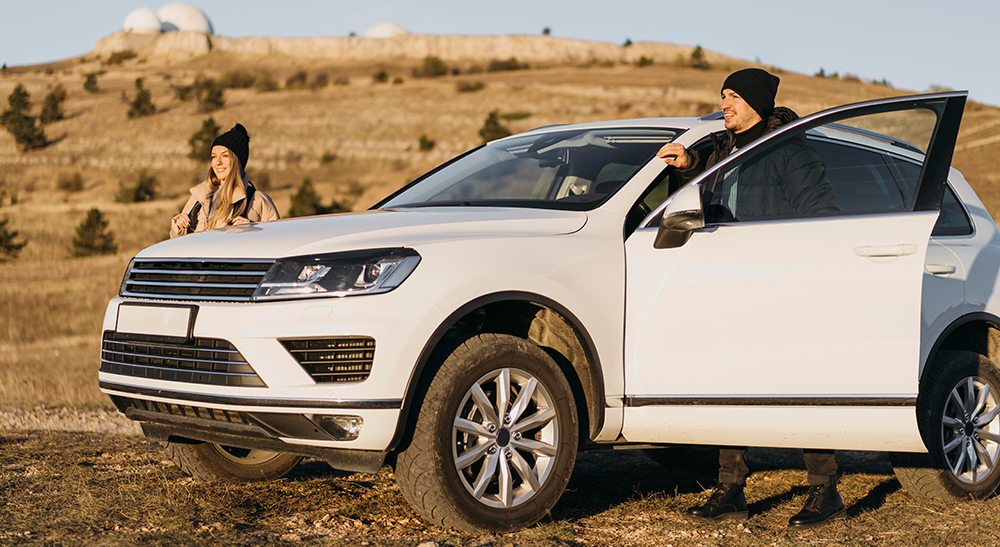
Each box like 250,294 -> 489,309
1,49 -> 999,408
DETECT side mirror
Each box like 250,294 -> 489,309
654,184 -> 704,249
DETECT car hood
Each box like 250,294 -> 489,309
137,207 -> 589,259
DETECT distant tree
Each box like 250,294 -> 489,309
814,68 -> 826,78
348,31 -> 357,37
455,80 -> 485,93
415,56 -> 449,78
40,84 -> 66,124
218,70 -> 256,89
0,218 -> 27,262
487,58 -> 525,72
334,76 -> 350,86
72,208 -> 117,257
636,56 -> 654,67
372,70 -> 389,84
253,72 -> 279,92
115,169 -> 158,203
57,172 -> 85,192
105,49 -> 137,65
623,38 -> 633,47
83,72 -> 103,93
419,134 -> 436,151
285,71 -> 309,90
479,110 -> 511,143
127,78 -> 156,118
542,27 -> 551,36
321,150 -> 337,163
1,84 -> 47,151
197,80 -> 225,112
188,117 -> 220,161
310,73 -> 330,90
689,46 -> 710,70
287,178 -> 347,218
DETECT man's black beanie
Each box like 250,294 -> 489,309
722,68 -> 780,119
212,123 -> 250,173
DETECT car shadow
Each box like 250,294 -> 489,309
846,477 -> 900,517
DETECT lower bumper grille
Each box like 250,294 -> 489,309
280,337 -> 375,383
101,331 -> 266,387
110,395 -> 252,426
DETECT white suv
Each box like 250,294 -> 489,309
100,91 -> 998,531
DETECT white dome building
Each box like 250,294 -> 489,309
123,7 -> 162,35
157,3 -> 214,34
363,23 -> 409,39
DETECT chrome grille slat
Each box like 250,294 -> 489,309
280,337 -> 376,383
121,258 -> 274,302
101,331 -> 266,387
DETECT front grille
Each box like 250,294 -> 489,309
280,337 -> 375,383
110,395 -> 252,425
120,258 -> 274,302
101,331 -> 266,387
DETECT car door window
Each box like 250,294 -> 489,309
702,107 -> 943,223
886,158 -> 972,237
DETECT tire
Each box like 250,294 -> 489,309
395,333 -> 579,532
891,350 -> 1000,499
168,442 -> 303,482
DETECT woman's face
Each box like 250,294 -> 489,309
211,146 -> 233,181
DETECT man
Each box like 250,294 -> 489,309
655,68 -> 845,530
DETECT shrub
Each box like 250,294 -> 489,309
83,71 -> 103,93
321,150 -> 337,163
418,134 -> 435,151
623,38 -> 633,47
310,73 -> 329,90
72,208 -> 116,257
115,169 -> 158,203
500,111 -> 532,121
287,178 -> 347,218
334,76 -> 349,86
479,110 -> 511,143
871,78 -> 892,87
542,27 -> 551,36
127,78 -> 156,118
254,72 -> 279,92
414,56 -> 449,78
219,70 -> 256,89
188,117 -> 220,161
0,218 -> 27,262
815,68 -> 827,78
373,70 -> 389,83
841,73 -> 861,83
1,84 -> 47,151
285,71 -> 308,90
689,46 -> 710,70
40,85 -> 66,124
57,172 -> 84,192
393,77 -> 404,85
455,80 -> 484,93
173,84 -> 194,101
487,57 -> 526,72
197,80 -> 225,112
106,50 -> 137,65
637,56 -> 654,68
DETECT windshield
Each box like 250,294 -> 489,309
378,128 -> 679,211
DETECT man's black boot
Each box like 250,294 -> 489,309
787,484 -> 846,530
686,482 -> 748,521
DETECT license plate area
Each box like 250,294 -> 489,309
116,302 -> 198,344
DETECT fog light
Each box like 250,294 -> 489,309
313,415 -> 363,441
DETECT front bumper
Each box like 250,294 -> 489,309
98,288 -> 445,453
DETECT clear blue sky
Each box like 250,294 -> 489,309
2,0 -> 996,106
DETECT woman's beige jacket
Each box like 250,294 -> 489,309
169,174 -> 279,238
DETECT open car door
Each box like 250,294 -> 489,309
622,92 -> 967,452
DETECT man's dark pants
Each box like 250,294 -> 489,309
719,447 -> 838,485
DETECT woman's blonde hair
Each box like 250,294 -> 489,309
204,151 -> 246,230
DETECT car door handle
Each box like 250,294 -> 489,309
853,244 -> 918,258
925,263 -> 957,275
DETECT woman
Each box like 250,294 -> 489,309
170,123 -> 279,238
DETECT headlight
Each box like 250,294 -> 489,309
252,248 -> 420,301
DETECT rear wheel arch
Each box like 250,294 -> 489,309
923,312 -> 1000,382
388,292 -> 604,454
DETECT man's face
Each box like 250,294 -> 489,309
721,89 -> 763,133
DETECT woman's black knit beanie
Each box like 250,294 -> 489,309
212,124 -> 250,172
722,68 -> 780,119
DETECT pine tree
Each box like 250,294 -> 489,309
0,218 -> 27,262
689,46 -> 711,70
115,170 -> 158,203
197,80 -> 225,112
188,117 -> 220,161
0,84 -> 47,151
83,72 -> 102,93
40,84 -> 66,124
72,208 -> 117,257
127,78 -> 156,118
288,178 -> 324,217
479,110 -> 511,143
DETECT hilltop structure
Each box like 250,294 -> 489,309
121,4 -> 213,36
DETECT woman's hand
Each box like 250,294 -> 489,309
171,213 -> 190,232
230,216 -> 251,226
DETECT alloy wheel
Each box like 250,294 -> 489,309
941,376 -> 1000,484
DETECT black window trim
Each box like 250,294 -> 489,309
930,183 -> 977,240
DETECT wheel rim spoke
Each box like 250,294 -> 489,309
967,442 -> 979,480
972,383 -> 992,418
950,388 -> 965,416
977,429 -> 1000,444
472,452 -> 499,498
508,377 -> 537,423
456,440 -> 492,470
951,444 -> 967,475
455,417 -> 494,438
509,448 -> 542,492
511,437 -> 558,457
974,439 -> 995,471
511,407 -> 556,433
976,404 -> 1000,427
944,435 -> 965,454
470,383 -> 500,427
499,455 -> 514,507
497,368 -> 511,419
943,415 -> 964,429
965,377 -> 977,416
